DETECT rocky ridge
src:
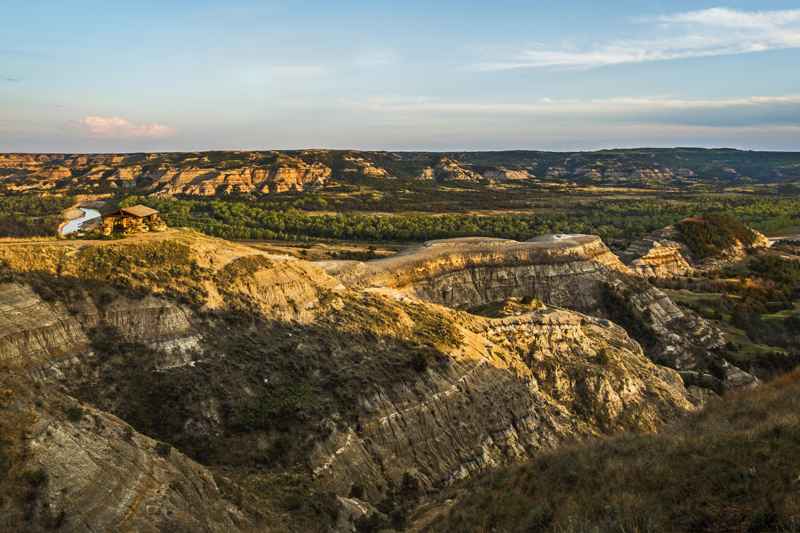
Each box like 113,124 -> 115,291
0,230 -> 697,531
4,148 -> 796,197
325,234 -> 756,392
0,152 -> 333,196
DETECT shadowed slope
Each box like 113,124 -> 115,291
419,370 -> 800,533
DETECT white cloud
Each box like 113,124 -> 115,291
475,7 -> 800,70
79,116 -> 175,138
658,7 -> 800,29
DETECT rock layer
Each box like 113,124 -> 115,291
325,234 -> 756,390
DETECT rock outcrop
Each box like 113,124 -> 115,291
309,304 -> 690,499
326,235 -> 627,311
148,158 -> 331,196
621,234 -> 693,278
433,158 -> 484,182
481,168 -> 534,181
324,234 -> 756,391
622,222 -> 771,277
0,153 -> 332,196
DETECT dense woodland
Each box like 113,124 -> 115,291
0,195 -> 72,238
2,189 -> 800,246
116,194 -> 800,245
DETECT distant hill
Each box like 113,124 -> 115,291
1,148 -> 799,197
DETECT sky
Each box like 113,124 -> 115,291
1,0 -> 800,152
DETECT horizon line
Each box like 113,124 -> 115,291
2,146 -> 799,156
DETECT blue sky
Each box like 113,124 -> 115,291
1,0 -> 799,152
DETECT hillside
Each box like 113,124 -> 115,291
622,214 -> 771,278
2,148 -> 800,198
0,229 -> 698,531
0,223 -> 796,531
418,370 -> 800,533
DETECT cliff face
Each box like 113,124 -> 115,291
481,168 -> 534,181
143,158 -> 332,196
0,230 -> 697,530
0,283 -> 88,366
622,236 -> 693,278
326,234 -> 756,392
309,305 -> 690,499
416,368 -> 800,533
433,158 -> 484,182
327,235 -> 627,311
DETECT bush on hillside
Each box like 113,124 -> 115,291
676,214 -> 756,259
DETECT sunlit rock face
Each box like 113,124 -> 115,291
0,152 -> 332,196
623,238 -> 694,278
324,234 -> 757,391
326,235 -> 627,311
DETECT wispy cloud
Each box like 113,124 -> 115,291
475,7 -> 800,70
79,116 -> 175,138
356,94 -> 800,129
359,94 -> 800,114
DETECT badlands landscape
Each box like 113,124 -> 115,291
1,163 -> 800,531
5,1 -> 800,530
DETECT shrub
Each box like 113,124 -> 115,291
409,351 -> 429,373
21,468 -> 48,488
155,442 -> 172,458
64,405 -> 84,423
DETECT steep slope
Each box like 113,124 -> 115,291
0,230 -> 695,530
621,236 -> 693,278
326,235 -> 627,311
325,235 -> 755,392
417,370 -> 800,533
0,371 -> 264,533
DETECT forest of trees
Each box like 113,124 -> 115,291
1,191 -> 799,243
0,195 -> 73,238
119,195 -> 800,245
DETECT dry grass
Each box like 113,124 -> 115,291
424,370 -> 800,533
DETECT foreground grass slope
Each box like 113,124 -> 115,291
423,370 -> 800,533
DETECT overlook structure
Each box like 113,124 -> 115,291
101,205 -> 167,236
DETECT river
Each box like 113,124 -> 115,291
60,208 -> 101,236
